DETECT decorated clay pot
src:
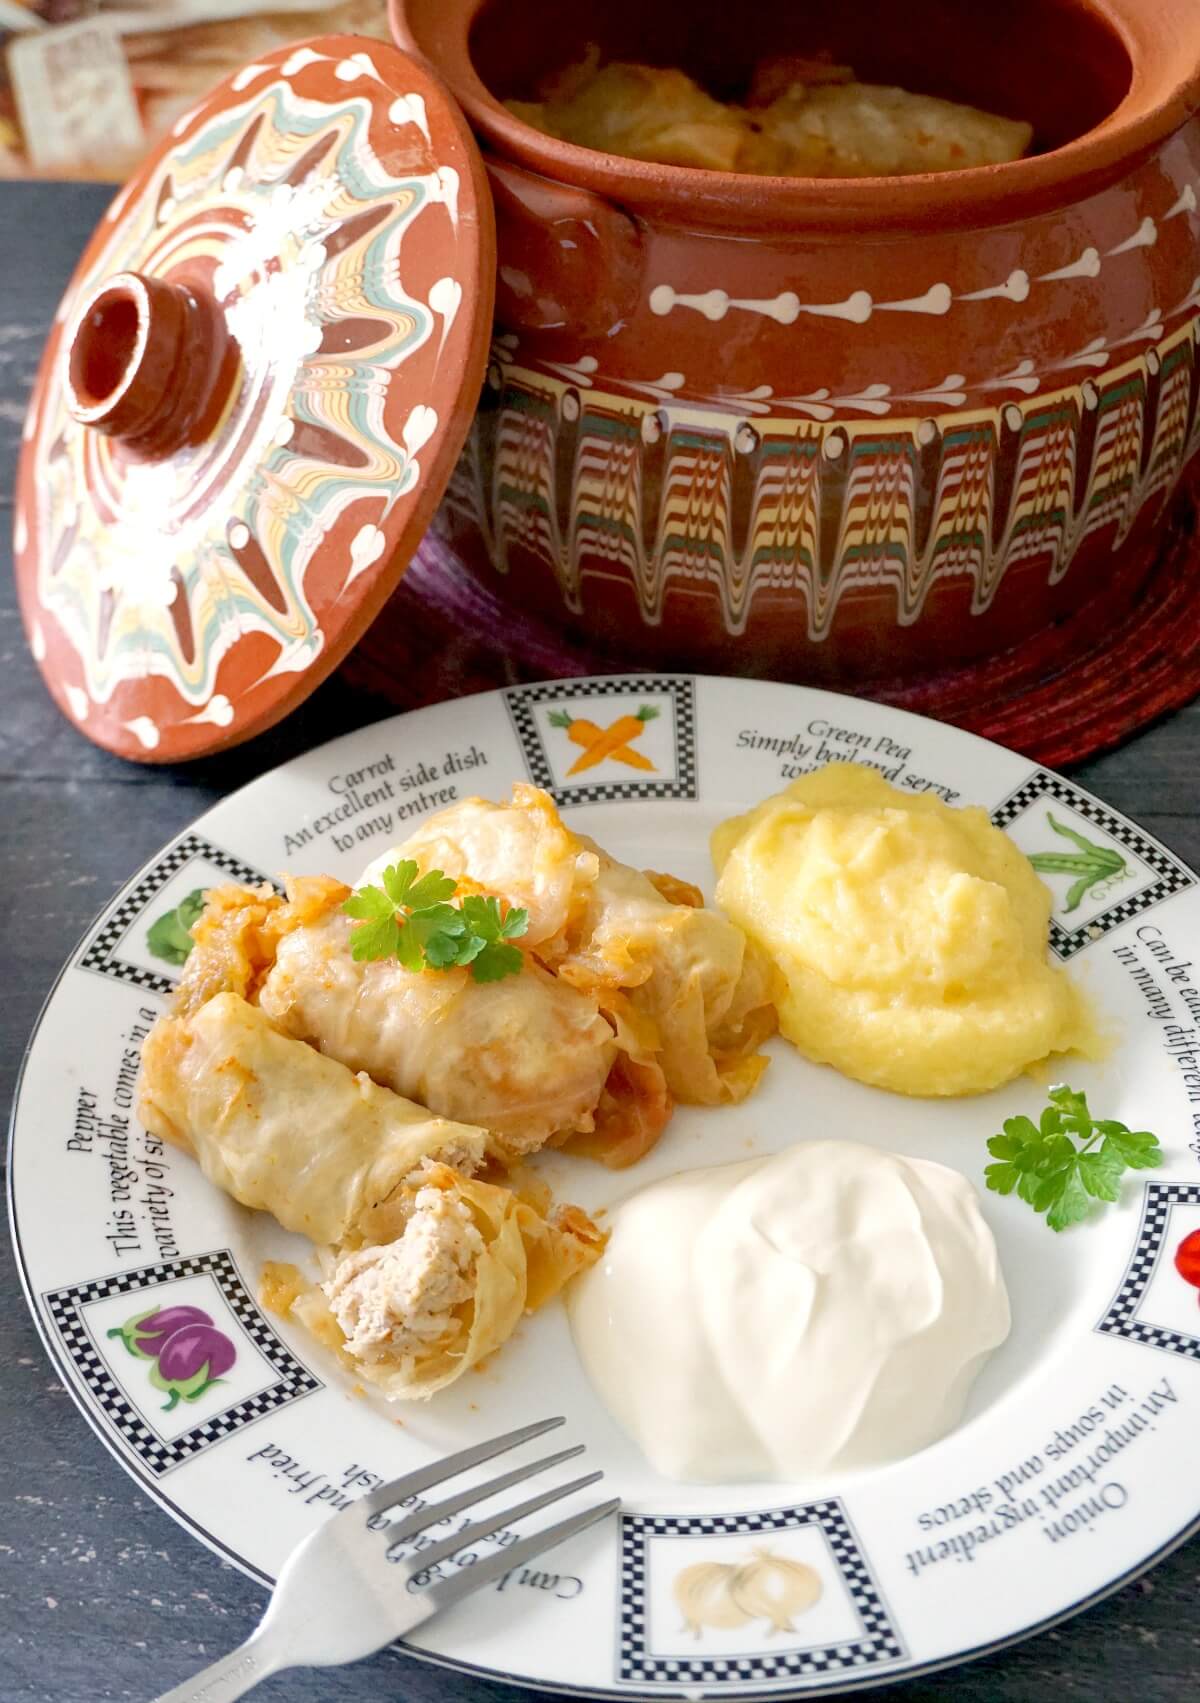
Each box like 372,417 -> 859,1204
391,0 -> 1200,682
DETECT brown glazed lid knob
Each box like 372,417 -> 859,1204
65,271 -> 238,458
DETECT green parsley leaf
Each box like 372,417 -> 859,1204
1017,1166 -> 1054,1209
394,919 -> 425,974
1077,1151 -> 1123,1201
1039,1103 -> 1064,1138
1002,1114 -> 1041,1147
1097,1124 -> 1163,1169
454,895 -> 529,982
1046,1168 -> 1092,1232
404,870 -> 460,910
459,894 -> 505,937
424,930 -> 468,969
341,868 -> 526,983
501,906 -> 529,939
406,902 -> 467,944
452,933 -> 488,967
408,904 -> 468,970
1040,1133 -> 1078,1171
1047,1082 -> 1091,1129
986,1134 -> 1022,1163
1031,1167 -> 1071,1214
347,913 -> 402,962
343,885 -> 395,922
983,1084 -> 1163,1231
984,1159 -> 1021,1195
471,941 -> 526,983
381,861 -> 419,907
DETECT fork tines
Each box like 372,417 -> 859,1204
420,1493 -> 620,1616
361,1417 -> 617,1606
361,1416 -> 567,1517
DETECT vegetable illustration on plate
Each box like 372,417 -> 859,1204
1028,814 -> 1128,911
984,1084 -> 1162,1231
107,1304 -> 214,1359
1175,1228 -> 1200,1300
146,888 -> 207,966
674,1550 -> 822,1639
549,704 -> 660,775
149,1324 -> 237,1411
107,1305 -> 236,1411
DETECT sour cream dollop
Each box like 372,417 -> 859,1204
568,1140 -> 1010,1482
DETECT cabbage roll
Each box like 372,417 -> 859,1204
568,850 -> 781,1104
272,1163 -> 605,1399
369,785 -> 779,1106
138,992 -> 487,1244
138,994 -> 603,1398
172,872 -> 659,1168
382,785 -> 598,957
509,60 -> 748,173
748,79 -> 1033,179
252,881 -> 617,1162
507,49 -> 1032,179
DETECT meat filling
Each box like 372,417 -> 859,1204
326,1185 -> 484,1367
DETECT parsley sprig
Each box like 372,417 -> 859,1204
342,861 -> 528,982
985,1084 -> 1162,1231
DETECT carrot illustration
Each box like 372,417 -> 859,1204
549,704 -> 660,775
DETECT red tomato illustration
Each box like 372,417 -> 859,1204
1173,1228 -> 1200,1294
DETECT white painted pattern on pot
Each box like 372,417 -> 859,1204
550,271 -> 1200,418
647,183 -> 1200,328
123,716 -> 161,750
183,694 -> 235,728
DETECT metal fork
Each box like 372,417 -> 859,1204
151,1417 -> 617,1702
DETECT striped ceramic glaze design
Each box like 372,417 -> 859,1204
444,305 -> 1200,640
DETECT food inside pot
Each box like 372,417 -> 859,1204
505,46 -> 1033,176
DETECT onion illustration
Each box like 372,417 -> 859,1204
106,1305 -> 213,1361
673,1562 -> 752,1639
674,1549 -> 824,1640
729,1549 -> 822,1634
146,1323 -> 237,1412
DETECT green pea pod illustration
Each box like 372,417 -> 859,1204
1029,814 -> 1127,912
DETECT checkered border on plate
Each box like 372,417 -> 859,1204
618,1500 -> 904,1685
991,770 -> 1194,960
504,676 -> 697,805
41,1250 -> 322,1477
77,834 -> 274,996
1096,1182 -> 1200,1361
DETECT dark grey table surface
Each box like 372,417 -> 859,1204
2,181 -> 1199,1703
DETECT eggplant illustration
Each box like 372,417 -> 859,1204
147,1323 -> 238,1412
107,1304 -> 213,1360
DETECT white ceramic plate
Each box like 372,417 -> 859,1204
10,674 -> 1200,1699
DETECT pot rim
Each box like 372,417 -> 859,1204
391,0 -> 1200,232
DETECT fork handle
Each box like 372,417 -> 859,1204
150,1628 -> 284,1702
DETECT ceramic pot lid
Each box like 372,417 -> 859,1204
13,34 -> 495,761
